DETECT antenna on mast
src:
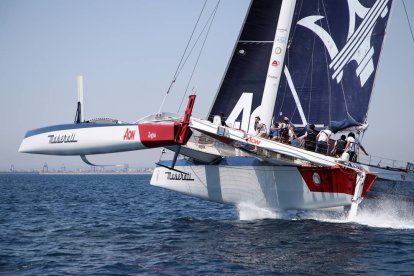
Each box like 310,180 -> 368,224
74,75 -> 84,123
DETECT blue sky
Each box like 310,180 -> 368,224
1,0 -> 413,171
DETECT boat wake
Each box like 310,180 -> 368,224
236,202 -> 344,221
237,198 -> 414,229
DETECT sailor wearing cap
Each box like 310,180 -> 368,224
279,117 -> 290,143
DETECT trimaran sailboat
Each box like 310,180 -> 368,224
19,0 -> 413,217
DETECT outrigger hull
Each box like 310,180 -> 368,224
19,95 -> 197,157
19,122 -> 181,156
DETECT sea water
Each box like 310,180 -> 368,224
1,174 -> 414,275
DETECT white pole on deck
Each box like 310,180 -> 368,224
77,75 -> 84,122
257,0 -> 297,129
347,171 -> 366,220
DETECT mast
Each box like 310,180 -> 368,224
258,0 -> 296,129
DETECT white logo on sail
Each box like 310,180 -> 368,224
225,0 -> 390,131
297,0 -> 389,87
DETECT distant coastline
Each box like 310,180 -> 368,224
0,171 -> 39,175
0,170 -> 153,175
39,171 -> 153,175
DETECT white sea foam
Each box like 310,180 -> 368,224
236,198 -> 414,229
348,198 -> 414,229
301,199 -> 414,229
237,202 -> 280,220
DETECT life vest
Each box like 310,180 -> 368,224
303,130 -> 316,149
305,129 -> 317,143
336,139 -> 346,151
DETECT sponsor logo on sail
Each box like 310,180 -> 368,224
165,172 -> 194,181
238,49 -> 246,56
48,133 -> 77,144
271,60 -> 280,67
275,36 -> 286,44
274,47 -> 282,54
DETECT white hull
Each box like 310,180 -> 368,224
151,159 -> 375,211
19,96 -> 197,156
149,117 -> 378,212
19,124 -> 146,155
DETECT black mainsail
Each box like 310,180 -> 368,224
208,0 -> 283,131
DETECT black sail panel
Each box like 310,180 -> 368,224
208,0 -> 283,130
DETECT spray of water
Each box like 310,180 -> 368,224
350,197 -> 414,229
237,202 -> 280,220
236,202 -> 322,220
236,197 -> 414,229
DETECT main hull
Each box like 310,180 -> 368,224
150,157 -> 376,211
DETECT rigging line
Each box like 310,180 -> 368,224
176,1 -> 218,84
177,1 -> 220,113
289,0 -> 303,43
276,67 -> 288,121
402,0 -> 414,42
169,0 -> 207,85
157,0 -> 208,114
304,0 -> 320,122
321,0 -> 336,126
276,35 -> 290,121
318,0 -> 349,126
308,27 -> 317,122
325,44 -> 335,127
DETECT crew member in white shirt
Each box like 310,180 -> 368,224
315,127 -> 332,155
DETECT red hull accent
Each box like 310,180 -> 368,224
139,123 -> 180,148
138,95 -> 196,148
361,173 -> 377,197
298,166 -> 377,196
